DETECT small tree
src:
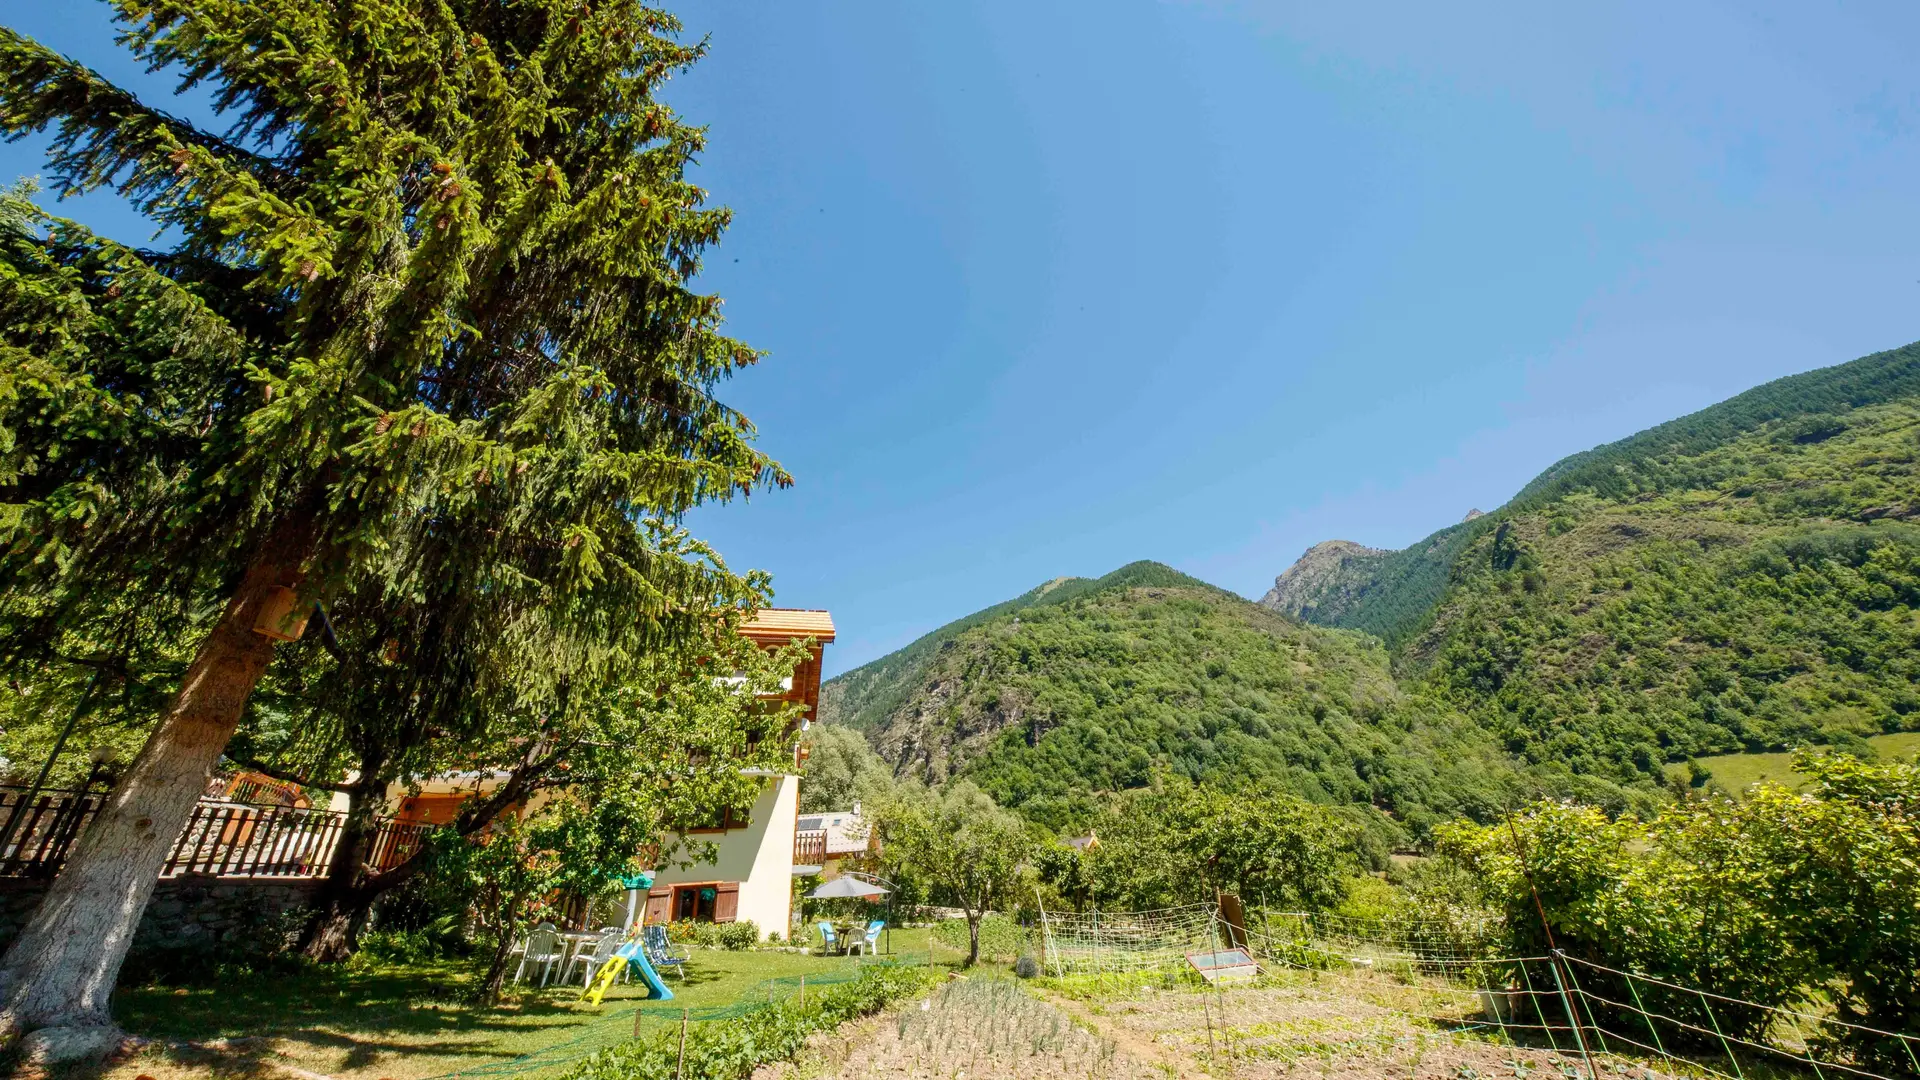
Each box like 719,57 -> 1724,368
1057,775 -> 1355,912
878,782 -> 1032,967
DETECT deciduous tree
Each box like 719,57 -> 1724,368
877,781 -> 1032,967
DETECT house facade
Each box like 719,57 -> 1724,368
641,608 -> 835,939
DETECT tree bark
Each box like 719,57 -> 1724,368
297,749 -> 390,962
964,908 -> 981,968
0,518 -> 317,1043
477,897 -> 529,1006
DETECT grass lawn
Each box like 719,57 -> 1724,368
87,941 -> 920,1080
1662,731 -> 1920,795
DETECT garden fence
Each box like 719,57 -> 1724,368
1036,901 -> 1920,1080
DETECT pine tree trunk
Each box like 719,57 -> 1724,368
298,754 -> 390,962
0,524 -> 316,1045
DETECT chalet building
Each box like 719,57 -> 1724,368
641,608 -> 835,936
344,609 -> 845,940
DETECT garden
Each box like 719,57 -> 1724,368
78,929 -> 946,1080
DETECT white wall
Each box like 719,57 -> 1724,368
651,775 -> 797,941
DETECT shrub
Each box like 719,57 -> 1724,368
1014,955 -> 1039,979
563,963 -> 935,1080
664,919 -> 761,950
933,914 -> 1028,963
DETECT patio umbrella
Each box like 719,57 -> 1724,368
805,875 -> 892,954
806,876 -> 889,899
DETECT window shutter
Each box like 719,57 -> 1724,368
644,887 -> 671,926
714,882 -> 740,923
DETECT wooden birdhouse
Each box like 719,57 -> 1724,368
252,586 -> 309,642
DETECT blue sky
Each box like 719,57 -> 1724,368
5,3 -> 1919,677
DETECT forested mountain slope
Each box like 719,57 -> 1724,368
818,562 -> 1199,734
822,563 -> 1517,832
1414,394 -> 1920,781
1264,342 -> 1920,646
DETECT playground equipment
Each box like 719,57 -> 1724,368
581,869 -> 674,1006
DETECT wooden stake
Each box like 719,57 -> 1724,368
675,1007 -> 688,1079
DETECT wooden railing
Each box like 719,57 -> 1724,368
0,785 -> 431,880
794,829 -> 827,866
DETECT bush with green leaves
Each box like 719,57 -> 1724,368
562,963 -> 935,1080
1439,751 -> 1919,1071
663,919 -> 760,950
932,914 -> 1030,964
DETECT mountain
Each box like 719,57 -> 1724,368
1269,341 -> 1920,781
1257,522 -> 1479,646
1416,391 -> 1920,780
825,341 -> 1920,829
819,562 -> 1516,833
1267,342 -> 1920,648
818,561 -> 1203,735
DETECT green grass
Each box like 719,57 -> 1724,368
1663,732 -> 1920,795
99,944 -> 907,1080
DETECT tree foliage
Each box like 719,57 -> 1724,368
798,723 -> 891,814
1033,774 -> 1357,913
875,780 -> 1033,966
0,0 -> 787,1036
1439,752 -> 1920,1070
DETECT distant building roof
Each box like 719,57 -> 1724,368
796,806 -> 869,855
1066,832 -> 1100,852
742,608 -> 836,643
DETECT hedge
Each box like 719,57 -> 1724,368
561,963 -> 935,1080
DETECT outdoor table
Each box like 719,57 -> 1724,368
557,930 -> 601,969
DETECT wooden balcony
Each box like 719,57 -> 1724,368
794,829 -> 827,867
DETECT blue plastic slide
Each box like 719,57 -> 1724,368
583,939 -> 672,1004
622,940 -> 674,1001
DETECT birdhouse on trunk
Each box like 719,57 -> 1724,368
252,586 -> 309,642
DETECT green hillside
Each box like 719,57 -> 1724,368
1270,342 -> 1920,647
824,563 -> 1518,832
818,561 -> 1208,734
1415,394 -> 1920,780
828,342 -> 1920,827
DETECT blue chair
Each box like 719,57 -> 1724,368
850,919 -> 884,956
643,925 -> 688,979
817,921 -> 840,955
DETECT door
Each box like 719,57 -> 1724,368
644,887 -> 671,926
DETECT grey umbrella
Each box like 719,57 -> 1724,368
806,875 -> 889,899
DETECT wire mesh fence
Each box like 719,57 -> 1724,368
1036,900 -> 1920,1080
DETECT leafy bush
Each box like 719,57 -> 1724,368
664,919 -> 760,950
933,914 -> 1028,963
1439,752 -> 1920,1069
562,963 -> 935,1080
1014,954 -> 1039,979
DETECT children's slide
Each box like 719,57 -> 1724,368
583,937 -> 673,1005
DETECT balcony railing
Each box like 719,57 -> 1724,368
0,785 -> 433,880
794,829 -> 827,866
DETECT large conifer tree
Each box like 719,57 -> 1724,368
0,0 -> 783,1053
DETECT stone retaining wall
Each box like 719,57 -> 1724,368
0,876 -> 318,957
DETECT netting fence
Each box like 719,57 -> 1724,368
1037,901 -> 1920,1080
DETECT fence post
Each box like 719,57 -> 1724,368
1549,951 -> 1600,1079
675,1006 -> 688,1079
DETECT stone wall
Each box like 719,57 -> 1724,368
0,876 -> 319,957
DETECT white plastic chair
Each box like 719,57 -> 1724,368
566,930 -> 625,988
513,926 -> 566,986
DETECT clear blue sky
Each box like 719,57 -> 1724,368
5,3 -> 1919,677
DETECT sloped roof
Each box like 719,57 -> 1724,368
741,608 -> 836,642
